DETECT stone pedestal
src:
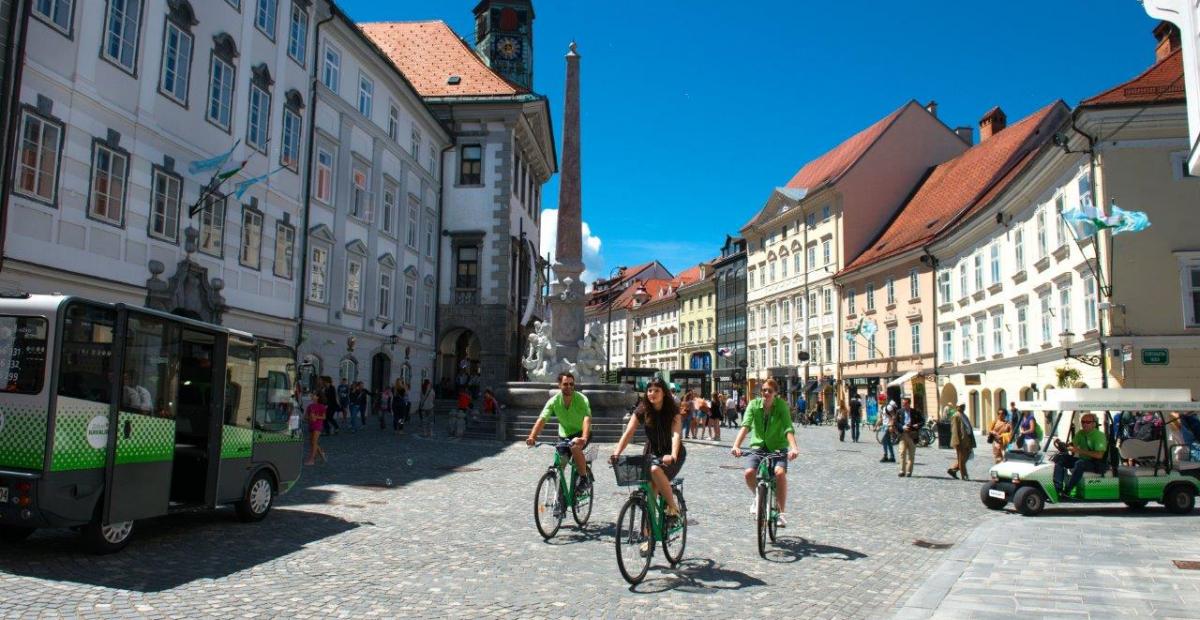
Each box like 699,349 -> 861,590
498,382 -> 637,418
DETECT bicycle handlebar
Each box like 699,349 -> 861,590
732,448 -> 789,458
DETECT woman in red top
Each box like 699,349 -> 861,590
305,393 -> 328,465
482,389 -> 499,416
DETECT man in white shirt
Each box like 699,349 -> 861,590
725,394 -> 738,427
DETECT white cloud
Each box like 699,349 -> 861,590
539,209 -> 605,289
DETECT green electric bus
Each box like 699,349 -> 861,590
0,294 -> 302,553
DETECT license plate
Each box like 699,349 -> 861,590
988,489 -> 1005,500
0,487 -> 7,503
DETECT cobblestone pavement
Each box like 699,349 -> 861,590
0,423 -> 1001,618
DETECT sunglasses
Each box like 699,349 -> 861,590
762,389 -> 775,394
1081,419 -> 1096,425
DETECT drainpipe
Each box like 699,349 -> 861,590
294,8 -> 336,365
922,247 -> 940,415
0,0 -> 32,271
433,136 -> 453,390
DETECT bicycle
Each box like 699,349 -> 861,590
532,440 -> 595,539
740,448 -> 789,558
918,420 -> 936,448
611,454 -> 688,585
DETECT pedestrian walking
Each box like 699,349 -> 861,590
378,386 -> 392,430
693,394 -> 711,440
349,381 -> 367,432
450,388 -> 470,439
849,393 -> 863,442
896,398 -> 923,477
418,379 -> 436,438
880,401 -> 897,462
681,391 -> 694,439
947,406 -> 975,479
305,393 -> 328,465
795,392 -> 807,426
337,378 -> 350,427
987,409 -> 1012,463
836,406 -> 849,442
482,388 -> 500,417
708,392 -> 723,441
322,376 -> 341,436
392,383 -> 410,435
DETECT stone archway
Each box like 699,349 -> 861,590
371,352 -> 392,395
981,389 -> 993,428
940,383 -> 959,415
438,328 -> 481,396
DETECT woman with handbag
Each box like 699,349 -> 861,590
987,410 -> 1012,463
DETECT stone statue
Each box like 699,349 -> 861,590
574,324 -> 607,382
522,321 -> 577,382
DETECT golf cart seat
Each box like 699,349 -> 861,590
1118,438 -> 1160,461
1080,471 -> 1106,479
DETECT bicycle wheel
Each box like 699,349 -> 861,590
615,497 -> 652,585
756,483 -> 769,558
572,471 -> 593,527
534,470 -> 563,540
919,427 -> 934,448
767,484 -> 778,543
661,488 -> 687,567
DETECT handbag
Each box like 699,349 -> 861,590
986,434 -> 995,444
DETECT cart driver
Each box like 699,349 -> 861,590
526,372 -> 593,491
1052,413 -> 1107,498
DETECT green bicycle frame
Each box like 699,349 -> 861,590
552,448 -> 583,510
757,455 -> 781,522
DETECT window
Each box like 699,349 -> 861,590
102,0 -> 141,72
823,288 -> 832,314
989,244 -> 1000,284
825,336 -> 833,362
33,0 -> 73,33
866,283 -> 875,311
159,21 -> 192,104
822,240 -> 831,265
149,168 -> 181,242
941,329 -> 953,364
808,292 -> 817,318
1083,277 -> 1098,331
822,205 -> 831,221
887,328 -> 896,358
281,108 -> 302,171
381,180 -> 397,235
992,313 -> 1003,354
404,281 -> 415,324
424,216 -> 434,257
58,303 -> 116,405
782,340 -> 791,363
807,245 -> 816,270
274,221 -> 294,279
411,128 -> 421,159
314,147 -> 334,203
909,268 -> 919,300
1014,228 -> 1025,270
886,277 -> 895,305
351,163 -> 371,221
1036,210 -> 1047,259
847,289 -> 856,314
198,196 -> 226,257
287,4 -> 307,65
806,213 -> 816,228
255,0 -> 277,40
0,316 -> 48,395
1077,174 -> 1092,210
378,271 -> 392,318
769,304 -> 777,326
459,145 -> 482,184
975,317 -> 986,358
758,268 -> 765,288
14,111 -> 63,204
1017,304 -> 1029,350
780,256 -> 788,278
345,257 -> 362,313
911,324 -> 921,355
1055,196 -> 1066,247
848,339 -> 857,362
407,197 -> 419,248
960,322 -> 971,362
793,254 -> 801,274
208,55 -> 236,131
308,246 -> 328,302
239,207 -> 262,269
88,142 -> 128,225
1186,265 -> 1200,327
768,261 -> 776,282
938,271 -> 951,302
1039,292 -> 1052,344
358,73 -> 373,117
748,310 -> 755,330
973,253 -> 983,291
1059,284 -> 1072,335
388,105 -> 400,141
424,285 -> 434,329
321,45 -> 340,92
247,84 -> 271,151
456,246 -> 479,289
958,263 -> 967,298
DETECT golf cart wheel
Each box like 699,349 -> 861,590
1123,499 -> 1149,511
1163,484 -> 1196,515
1013,486 -> 1045,516
980,483 -> 1007,510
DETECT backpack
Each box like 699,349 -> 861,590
1133,413 -> 1164,442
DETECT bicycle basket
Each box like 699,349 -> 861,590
612,454 -> 648,487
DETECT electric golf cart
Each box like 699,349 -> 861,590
981,389 -> 1200,516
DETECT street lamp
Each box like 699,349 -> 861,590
1058,331 -> 1103,367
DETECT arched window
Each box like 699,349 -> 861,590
339,357 -> 358,383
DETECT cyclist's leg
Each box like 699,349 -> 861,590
774,465 -> 788,511
569,441 -> 588,479
648,465 -> 678,513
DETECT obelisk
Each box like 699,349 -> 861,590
548,42 -> 585,366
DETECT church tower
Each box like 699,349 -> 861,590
472,0 -> 535,90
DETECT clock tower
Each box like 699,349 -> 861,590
472,0 -> 535,90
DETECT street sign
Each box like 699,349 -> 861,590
1142,348 -> 1170,366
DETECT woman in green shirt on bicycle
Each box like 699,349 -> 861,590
611,377 -> 685,526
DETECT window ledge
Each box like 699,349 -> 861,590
908,297 -> 921,304
864,308 -> 877,315
1040,342 -> 1053,350
957,297 -> 970,307
938,302 -> 954,313
885,303 -> 897,311
1034,256 -> 1051,272
1017,348 -> 1029,355
1011,270 -> 1028,284
1052,244 -> 1071,261
987,283 -> 1003,295
992,353 -> 1004,360
1081,328 -> 1100,338
972,290 -> 986,302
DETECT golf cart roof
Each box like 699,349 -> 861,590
1016,388 -> 1200,412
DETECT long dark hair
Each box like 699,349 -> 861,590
636,377 -> 679,428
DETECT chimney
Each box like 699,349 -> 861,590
954,126 -> 974,146
925,100 -> 938,118
1155,21 -> 1181,62
979,107 -> 1007,142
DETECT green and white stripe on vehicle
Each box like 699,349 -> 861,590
220,426 -> 253,459
0,405 -> 49,470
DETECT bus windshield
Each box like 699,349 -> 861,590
0,315 -> 48,394
255,346 -> 295,432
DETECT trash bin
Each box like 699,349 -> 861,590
937,421 -> 952,449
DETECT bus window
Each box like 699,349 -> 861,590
225,341 -> 256,428
0,316 -> 48,394
255,346 -> 294,433
58,303 -> 116,404
121,315 -> 180,418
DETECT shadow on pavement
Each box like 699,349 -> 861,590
632,558 -> 767,594
544,521 -> 617,546
0,508 -> 358,592
908,475 -> 986,484
763,536 -> 868,564
1012,505 -> 1185,518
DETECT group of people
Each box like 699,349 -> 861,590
680,391 -> 739,440
872,398 -> 927,477
300,377 -> 438,465
448,387 -> 502,439
526,373 -> 800,532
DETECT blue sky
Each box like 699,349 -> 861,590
341,1 -> 1163,278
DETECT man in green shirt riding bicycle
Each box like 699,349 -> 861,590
527,372 -> 593,490
731,378 -> 800,527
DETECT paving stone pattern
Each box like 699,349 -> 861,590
0,424 -> 999,618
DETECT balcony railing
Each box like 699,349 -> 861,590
454,288 -> 479,305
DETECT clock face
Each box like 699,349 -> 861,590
496,37 -> 522,61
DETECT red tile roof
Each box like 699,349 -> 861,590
359,21 -> 528,98
841,101 -> 1071,275
672,265 -> 704,287
1080,48 -> 1184,107
742,101 -> 912,231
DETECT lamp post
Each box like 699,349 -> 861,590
1058,332 -> 1107,387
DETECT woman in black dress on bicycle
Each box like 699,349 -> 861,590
610,377 -> 685,524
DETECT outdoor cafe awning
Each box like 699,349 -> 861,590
886,370 -> 919,388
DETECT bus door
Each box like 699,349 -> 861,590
252,345 -> 302,491
216,338 -> 255,503
105,311 -> 181,524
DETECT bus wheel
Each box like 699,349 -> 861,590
82,519 -> 134,554
0,525 -> 35,543
236,471 -> 275,523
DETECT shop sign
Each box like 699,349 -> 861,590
964,374 -> 982,386
1141,348 -> 1169,366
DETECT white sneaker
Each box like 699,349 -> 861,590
750,497 -> 758,514
776,512 -> 788,528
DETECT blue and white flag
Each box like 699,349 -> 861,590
1062,199 -> 1151,238
1108,204 -> 1151,236
188,141 -> 239,175
233,166 -> 284,199
860,318 -> 878,339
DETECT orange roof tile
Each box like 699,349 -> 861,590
841,101 -> 1071,275
1080,48 -> 1184,107
359,21 -> 527,98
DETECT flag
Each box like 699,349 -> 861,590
215,159 -> 248,184
860,318 -> 878,339
233,166 -> 284,199
187,141 -> 239,175
844,317 -> 863,342
718,347 -> 732,358
1108,204 -> 1151,236
1063,199 -> 1151,238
